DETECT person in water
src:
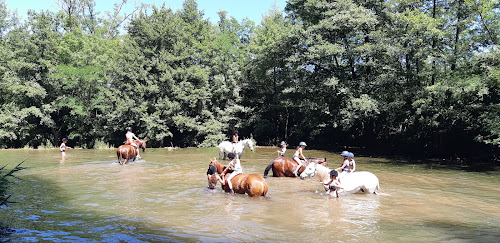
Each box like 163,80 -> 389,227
323,170 -> 343,197
292,142 -> 307,176
207,165 -> 225,191
348,152 -> 356,173
125,127 -> 142,158
278,141 -> 287,156
221,152 -> 242,195
59,138 -> 71,152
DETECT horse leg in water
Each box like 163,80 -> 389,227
122,148 -> 134,165
118,149 -> 128,165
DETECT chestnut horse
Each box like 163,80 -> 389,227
117,139 -> 147,165
209,159 -> 268,197
263,157 -> 328,178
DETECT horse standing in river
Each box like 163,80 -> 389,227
117,139 -> 147,165
209,159 -> 268,197
218,139 -> 254,159
263,157 -> 328,178
299,162 -> 379,196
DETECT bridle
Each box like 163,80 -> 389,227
301,163 -> 317,179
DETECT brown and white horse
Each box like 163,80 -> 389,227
117,139 -> 146,165
209,159 -> 268,197
263,157 -> 328,178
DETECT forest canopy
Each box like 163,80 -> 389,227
0,0 -> 498,161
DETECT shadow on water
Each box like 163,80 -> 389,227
0,174 -> 197,242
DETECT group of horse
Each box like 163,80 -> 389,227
215,139 -> 380,198
115,138 -> 380,198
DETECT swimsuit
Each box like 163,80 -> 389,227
125,140 -> 138,148
229,159 -> 243,174
341,160 -> 350,172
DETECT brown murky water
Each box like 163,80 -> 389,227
1,147 -> 499,242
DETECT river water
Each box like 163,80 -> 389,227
0,148 -> 499,242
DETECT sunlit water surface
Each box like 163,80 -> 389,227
1,148 -> 499,242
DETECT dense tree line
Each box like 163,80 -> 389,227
0,0 -> 498,161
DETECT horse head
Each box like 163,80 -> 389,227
299,162 -> 317,180
136,139 -> 147,152
209,157 -> 225,174
245,139 -> 255,152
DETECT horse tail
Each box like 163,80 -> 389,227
263,161 -> 274,178
374,180 -> 380,194
262,180 -> 269,197
117,148 -> 124,165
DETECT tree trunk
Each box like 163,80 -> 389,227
451,0 -> 464,71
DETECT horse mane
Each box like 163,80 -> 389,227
314,162 -> 331,182
209,158 -> 229,174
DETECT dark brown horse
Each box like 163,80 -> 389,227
117,139 -> 147,165
263,157 -> 327,178
209,159 -> 268,197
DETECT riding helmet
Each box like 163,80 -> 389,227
299,141 -> 307,147
209,165 -> 217,175
340,151 -> 349,157
62,138 -> 68,142
349,152 -> 354,158
280,141 -> 286,146
330,170 -> 338,177
126,127 -> 132,131
228,153 -> 235,159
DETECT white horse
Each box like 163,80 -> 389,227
218,139 -> 255,159
299,162 -> 380,197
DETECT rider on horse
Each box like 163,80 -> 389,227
335,151 -> 350,180
292,142 -> 307,176
125,127 -> 142,158
221,152 -> 242,195
348,152 -> 356,173
231,130 -> 239,153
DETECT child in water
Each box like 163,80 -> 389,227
323,170 -> 343,197
59,138 -> 71,152
207,165 -> 225,191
